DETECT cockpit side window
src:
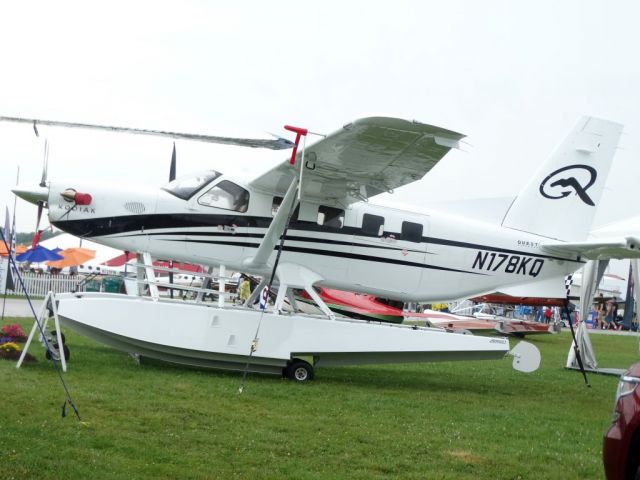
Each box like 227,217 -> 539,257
198,180 -> 250,213
162,171 -> 221,200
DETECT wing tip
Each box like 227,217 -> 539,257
349,116 -> 465,140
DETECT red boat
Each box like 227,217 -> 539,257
470,293 -> 566,307
296,288 -> 552,336
405,309 -> 499,334
297,288 -> 406,323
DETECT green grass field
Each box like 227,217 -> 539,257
1,317 -> 638,479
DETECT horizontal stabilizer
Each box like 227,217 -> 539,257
541,237 -> 640,260
497,275 -> 569,299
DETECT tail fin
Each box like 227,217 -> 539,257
501,116 -> 623,241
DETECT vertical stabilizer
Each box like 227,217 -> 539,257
502,117 -> 623,241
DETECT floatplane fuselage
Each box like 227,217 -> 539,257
11,115 -> 627,304
35,174 -> 582,302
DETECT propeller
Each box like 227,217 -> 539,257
169,142 -> 176,182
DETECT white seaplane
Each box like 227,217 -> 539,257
6,114 -> 638,380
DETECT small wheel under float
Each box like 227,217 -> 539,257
284,359 -> 314,382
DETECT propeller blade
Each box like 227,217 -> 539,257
35,140 -> 48,232
169,142 -> 177,182
0,116 -> 295,150
40,139 -> 49,187
35,201 -> 43,233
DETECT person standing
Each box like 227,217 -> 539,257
238,275 -> 251,305
535,306 -> 543,323
605,299 -> 615,329
597,293 -> 606,329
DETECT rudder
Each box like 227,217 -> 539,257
502,116 -> 623,241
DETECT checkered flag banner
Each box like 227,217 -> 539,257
564,274 -> 573,299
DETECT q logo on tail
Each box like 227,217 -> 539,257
539,164 -> 597,206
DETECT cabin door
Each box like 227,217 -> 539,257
348,212 -> 428,297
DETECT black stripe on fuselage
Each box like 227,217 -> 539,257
52,213 -> 581,263
141,231 -> 426,254
176,238 -> 485,276
424,236 -> 582,263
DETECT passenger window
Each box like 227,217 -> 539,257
362,214 -> 384,236
401,221 -> 423,243
272,197 -> 283,216
271,196 -> 299,219
198,181 -> 250,213
317,206 -> 345,229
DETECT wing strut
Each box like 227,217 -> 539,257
243,176 -> 299,270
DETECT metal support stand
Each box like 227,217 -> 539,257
195,266 -> 216,303
17,290 -> 67,372
286,288 -> 300,312
274,263 -> 335,320
136,252 -> 159,300
218,264 -> 226,308
303,285 -> 336,320
143,252 -> 159,300
245,278 -> 268,308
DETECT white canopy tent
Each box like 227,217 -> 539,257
566,258 -> 637,376
566,259 -> 608,370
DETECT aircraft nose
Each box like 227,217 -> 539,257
12,184 -> 49,205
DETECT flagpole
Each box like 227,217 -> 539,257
1,220 -> 10,322
2,167 -> 20,322
1,165 -> 20,321
11,166 -> 19,251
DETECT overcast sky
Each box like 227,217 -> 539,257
1,0 -> 639,237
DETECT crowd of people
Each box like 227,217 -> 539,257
593,292 -> 625,330
531,297 -> 638,331
533,305 -> 561,323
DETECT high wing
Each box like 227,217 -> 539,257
0,115 -> 294,150
249,117 -> 465,204
541,237 -> 640,260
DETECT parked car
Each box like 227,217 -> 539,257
603,363 -> 640,479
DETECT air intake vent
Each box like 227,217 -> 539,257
124,202 -> 146,214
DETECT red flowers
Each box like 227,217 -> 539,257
1,324 -> 27,342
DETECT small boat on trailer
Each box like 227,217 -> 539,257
54,291 -> 540,381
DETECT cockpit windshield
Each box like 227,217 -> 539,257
162,170 -> 221,200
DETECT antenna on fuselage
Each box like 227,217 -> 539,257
169,142 -> 177,182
